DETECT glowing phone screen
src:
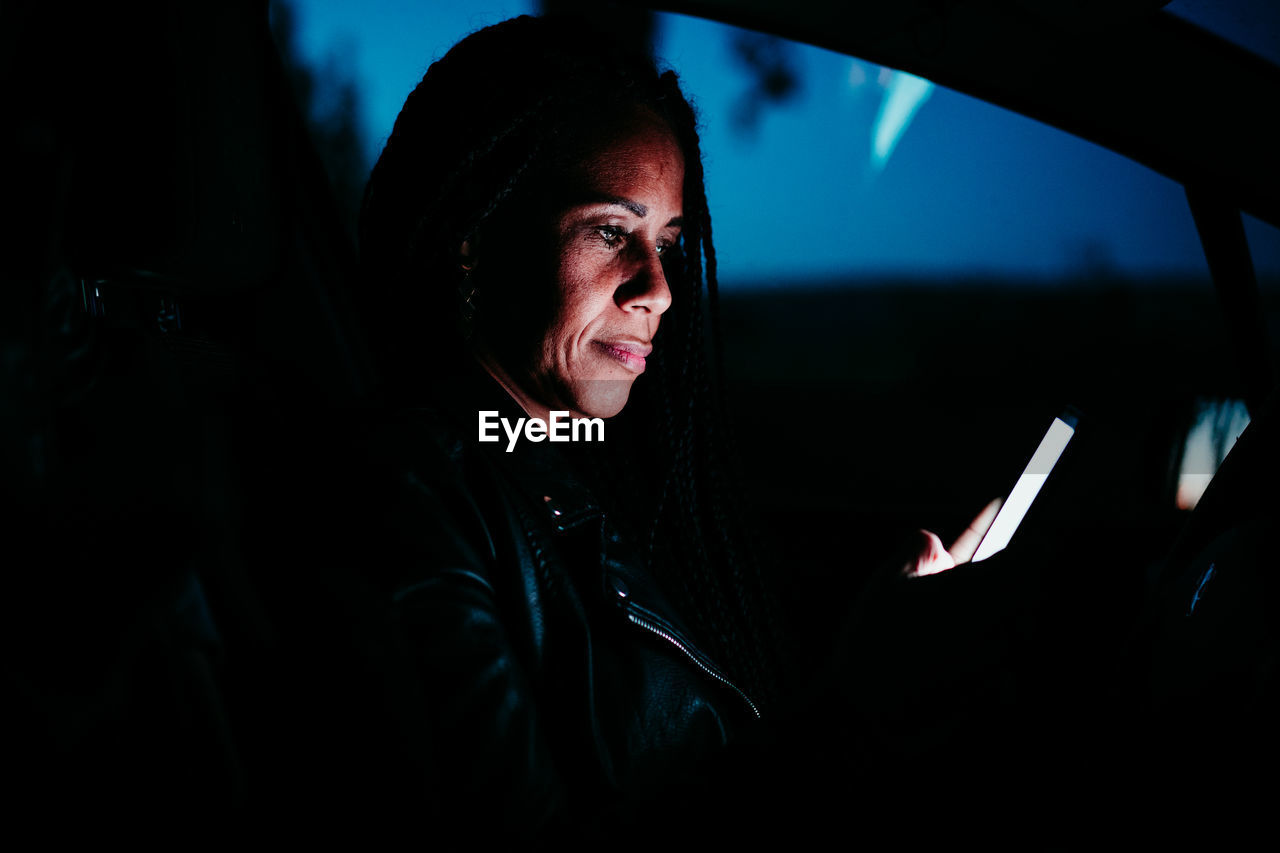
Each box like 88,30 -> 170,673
971,413 -> 1077,563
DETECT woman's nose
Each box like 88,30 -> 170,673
618,244 -> 673,315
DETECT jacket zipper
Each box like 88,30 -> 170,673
623,606 -> 762,720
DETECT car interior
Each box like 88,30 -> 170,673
4,0 -> 1276,832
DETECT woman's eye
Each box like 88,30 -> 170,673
592,227 -> 677,257
595,226 -> 626,247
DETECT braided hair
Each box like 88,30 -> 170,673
359,15 -> 783,709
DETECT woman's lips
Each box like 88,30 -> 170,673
595,340 -> 651,373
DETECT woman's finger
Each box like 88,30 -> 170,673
948,497 -> 1003,564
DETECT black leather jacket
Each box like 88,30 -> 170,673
360,366 -> 761,838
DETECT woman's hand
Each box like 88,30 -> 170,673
909,498 -> 1003,577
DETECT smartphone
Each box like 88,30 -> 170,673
971,408 -> 1079,562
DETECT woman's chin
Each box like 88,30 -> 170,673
569,377 -> 635,419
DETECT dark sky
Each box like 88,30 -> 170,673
287,0 -> 1280,289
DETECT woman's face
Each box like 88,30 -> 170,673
477,107 -> 684,420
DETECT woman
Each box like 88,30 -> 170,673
351,13 -> 787,837
351,13 -> 973,840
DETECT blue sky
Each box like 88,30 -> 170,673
284,0 -> 1280,289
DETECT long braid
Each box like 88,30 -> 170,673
669,87 -> 782,706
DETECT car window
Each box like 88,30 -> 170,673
658,13 -> 1236,288
1177,398 -> 1252,510
279,0 -> 1278,535
649,11 -> 1278,534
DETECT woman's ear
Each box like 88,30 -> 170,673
459,235 -> 477,272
